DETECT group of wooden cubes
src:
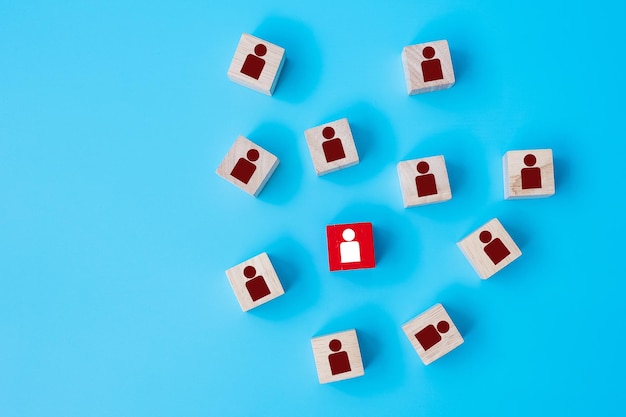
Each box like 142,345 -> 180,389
220,33 -> 556,383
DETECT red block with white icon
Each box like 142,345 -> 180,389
326,222 -> 376,271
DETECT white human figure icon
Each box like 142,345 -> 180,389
340,228 -> 361,263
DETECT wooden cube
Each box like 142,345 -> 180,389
457,218 -> 522,279
402,40 -> 455,95
402,304 -> 464,365
227,33 -> 285,96
326,222 -> 376,271
216,135 -> 279,197
225,252 -> 285,312
304,118 -> 360,175
397,155 -> 452,207
503,149 -> 555,199
311,329 -> 365,384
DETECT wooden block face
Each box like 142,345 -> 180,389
457,218 -> 522,279
326,222 -> 376,271
402,40 -> 455,95
227,33 -> 286,96
225,252 -> 285,312
503,149 -> 555,199
216,135 -> 279,197
397,155 -> 452,207
311,329 -> 365,384
402,304 -> 464,365
304,118 -> 360,175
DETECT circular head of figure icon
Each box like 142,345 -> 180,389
342,228 -> 356,242
437,320 -> 450,333
329,339 -> 342,352
524,154 -> 537,167
246,149 -> 260,161
479,231 -> 492,243
417,161 -> 430,174
422,46 -> 436,59
243,265 -> 257,278
322,127 -> 335,139
254,44 -> 267,57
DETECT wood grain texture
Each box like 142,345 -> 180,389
311,329 -> 365,384
304,118 -> 359,175
215,135 -> 279,197
457,218 -> 522,279
402,304 -> 464,365
227,33 -> 285,96
225,252 -> 284,312
503,149 -> 555,199
397,155 -> 452,207
402,40 -> 455,95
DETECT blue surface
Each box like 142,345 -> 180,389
2,1 -> 625,416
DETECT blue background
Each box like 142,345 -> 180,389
2,1 -> 625,416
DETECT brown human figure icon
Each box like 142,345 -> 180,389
243,265 -> 271,302
415,320 -> 450,351
328,339 -> 351,375
415,161 -> 438,197
521,154 -> 542,189
321,127 -> 346,163
230,149 -> 260,184
421,46 -> 444,82
240,44 -> 267,80
480,231 -> 511,265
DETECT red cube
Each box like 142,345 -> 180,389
326,222 -> 376,271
